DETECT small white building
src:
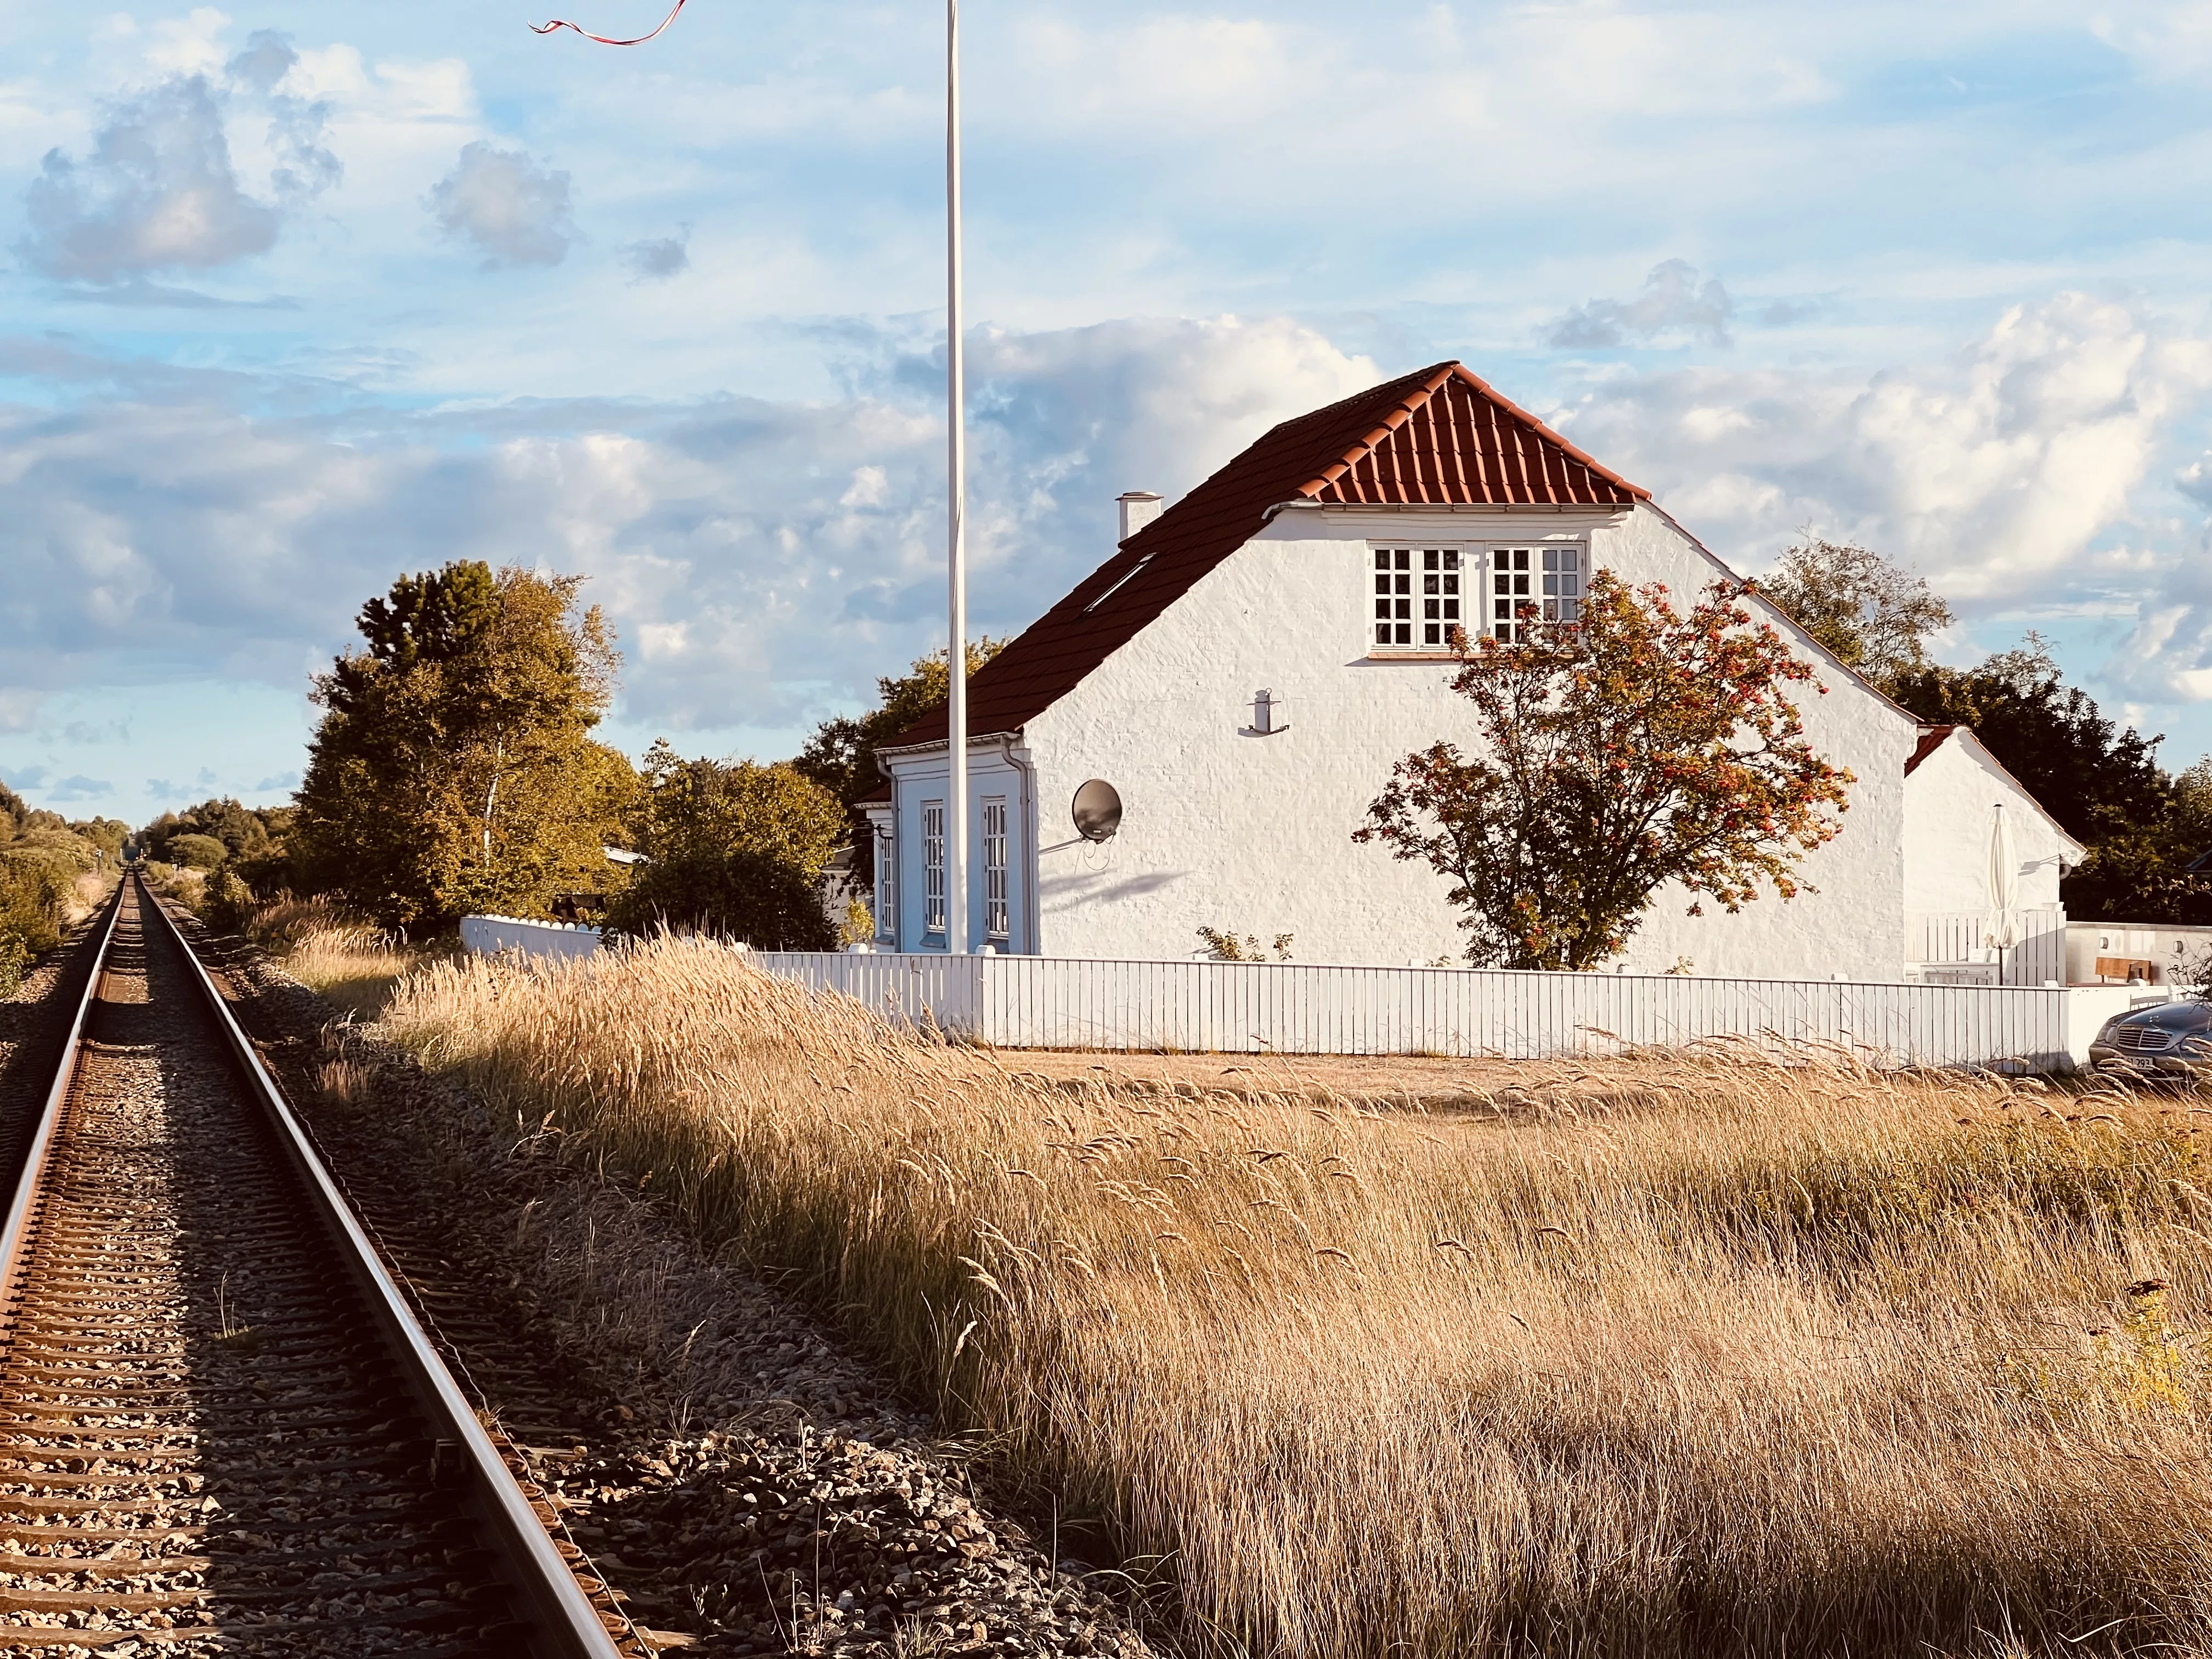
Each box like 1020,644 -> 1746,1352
861,363 -> 2078,981
1901,725 -> 2084,984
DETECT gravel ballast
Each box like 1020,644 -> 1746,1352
186,921 -> 1159,1659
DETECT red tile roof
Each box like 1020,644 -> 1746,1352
890,362 -> 1648,748
1904,724 -> 1957,776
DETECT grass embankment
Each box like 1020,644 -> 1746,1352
381,935 -> 2212,1657
241,895 -> 423,1018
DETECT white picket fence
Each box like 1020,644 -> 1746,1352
1910,907 -> 2066,986
460,918 -> 2158,1071
753,950 -> 2153,1073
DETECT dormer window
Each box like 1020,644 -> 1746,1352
1373,546 -> 1463,651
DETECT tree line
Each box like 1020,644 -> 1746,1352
0,782 -> 125,995
134,560 -> 995,951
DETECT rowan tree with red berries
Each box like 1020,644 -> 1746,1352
1356,572 -> 1854,971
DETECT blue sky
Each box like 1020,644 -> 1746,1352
4,1 -> 2212,821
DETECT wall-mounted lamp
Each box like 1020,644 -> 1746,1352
1242,688 -> 1289,737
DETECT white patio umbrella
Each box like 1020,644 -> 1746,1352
1983,803 -> 2022,982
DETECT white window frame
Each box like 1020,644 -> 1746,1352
922,799 -> 946,936
983,796 -> 1009,942
873,827 -> 895,941
1368,544 -> 1468,653
1484,541 -> 1587,645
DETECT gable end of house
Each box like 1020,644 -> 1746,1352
888,362 -> 1650,750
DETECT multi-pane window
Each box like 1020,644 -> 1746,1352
1542,546 -> 1584,626
983,797 -> 1009,941
873,829 -> 894,940
1373,547 -> 1462,650
922,800 -> 946,935
1373,547 -> 1412,647
1488,544 -> 1585,644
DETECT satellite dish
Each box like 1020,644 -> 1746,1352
1071,779 -> 1123,842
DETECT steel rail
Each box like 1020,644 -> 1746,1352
0,877 -> 125,1315
133,876 -> 627,1659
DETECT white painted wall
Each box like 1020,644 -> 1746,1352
1902,731 -> 2079,917
460,914 -> 602,961
2067,921 -> 2212,985
943,499 -> 1918,978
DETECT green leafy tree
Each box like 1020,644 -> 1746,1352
1357,573 -> 1854,970
1888,637 -> 2170,850
0,851 -> 74,960
138,800 -> 295,916
2055,759 -> 2212,925
0,778 -> 105,982
602,741 -> 844,949
165,833 -> 230,870
70,819 -> 128,864
147,799 -> 268,860
293,561 -> 639,933
1760,537 -> 1953,690
794,639 -> 1005,889
1757,543 -> 2196,919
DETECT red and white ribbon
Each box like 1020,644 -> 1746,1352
531,0 -> 687,44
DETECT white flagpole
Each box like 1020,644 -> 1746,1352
945,0 -> 969,957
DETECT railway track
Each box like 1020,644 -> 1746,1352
0,876 -> 643,1656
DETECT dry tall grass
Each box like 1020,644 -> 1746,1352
382,935 -> 2212,1657
247,895 -> 422,1018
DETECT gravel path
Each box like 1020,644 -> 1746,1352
184,921 -> 1161,1659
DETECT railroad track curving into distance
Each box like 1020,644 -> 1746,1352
0,874 -> 648,1657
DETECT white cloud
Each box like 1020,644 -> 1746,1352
2090,4 -> 2212,82
1549,259 -> 1734,349
0,314 -> 1373,740
18,32 -> 337,286
1562,294 -> 2212,602
427,141 -> 575,269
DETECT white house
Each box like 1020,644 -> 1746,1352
1900,724 -> 2085,981
861,363 -> 2079,981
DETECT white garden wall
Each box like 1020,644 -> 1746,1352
2067,922 -> 2212,985
459,914 -> 603,962
1910,907 -> 2067,986
753,950 -> 2158,1073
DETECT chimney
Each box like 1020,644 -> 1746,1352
1117,490 -> 1163,544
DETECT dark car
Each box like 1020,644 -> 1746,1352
2089,1000 -> 2212,1073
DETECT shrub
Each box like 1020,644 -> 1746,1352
167,833 -> 230,870
1196,927 -> 1293,961
0,851 -> 72,956
603,747 -> 843,950
0,934 -> 25,999
606,845 -> 838,951
204,870 -> 257,932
